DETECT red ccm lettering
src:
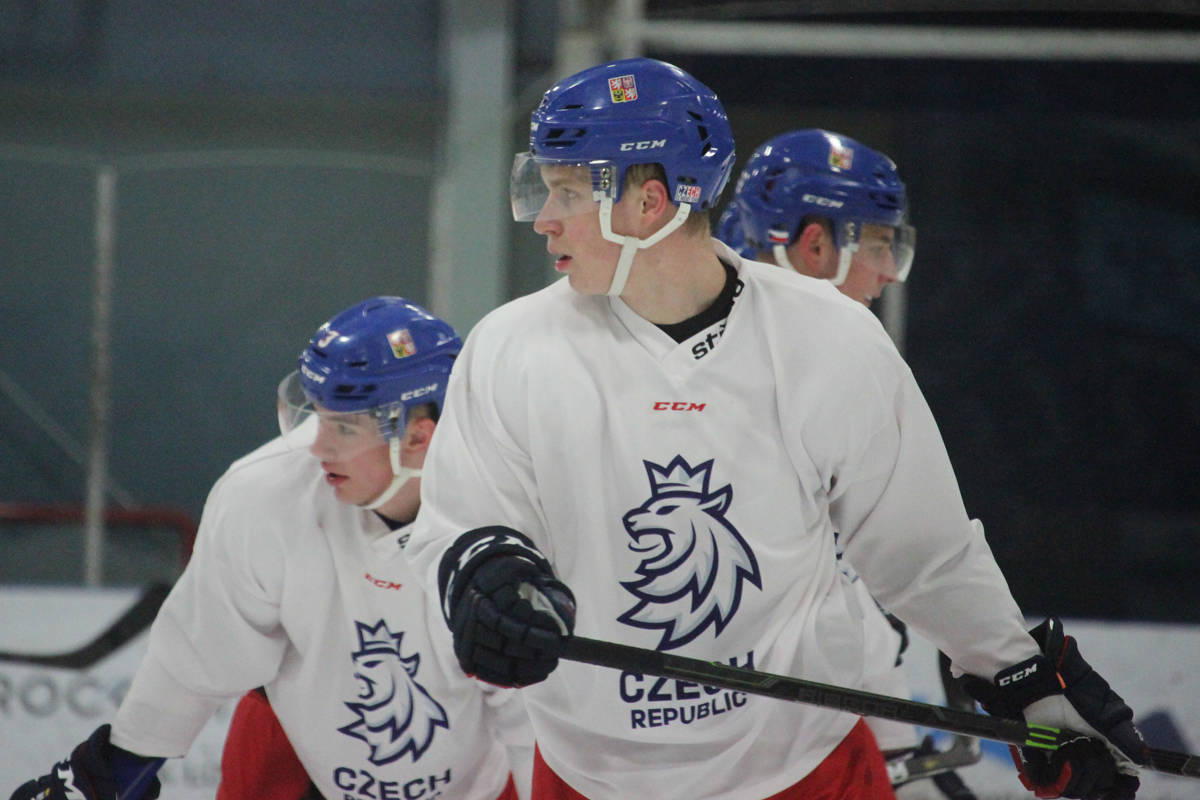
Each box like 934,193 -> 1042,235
365,572 -> 403,590
652,401 -> 707,412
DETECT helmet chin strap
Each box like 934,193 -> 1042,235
597,198 -> 693,297
775,242 -> 854,286
772,244 -> 795,272
830,245 -> 855,286
361,436 -> 421,511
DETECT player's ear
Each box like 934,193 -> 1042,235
795,221 -> 832,270
636,177 -> 671,227
403,416 -> 437,456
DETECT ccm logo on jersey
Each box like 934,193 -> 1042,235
365,572 -> 403,590
619,138 -> 666,151
653,401 -> 706,412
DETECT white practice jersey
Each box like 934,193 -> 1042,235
407,240 -> 1038,800
111,437 -> 531,800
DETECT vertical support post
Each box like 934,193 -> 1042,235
611,0 -> 645,60
84,165 -> 117,587
881,281 -> 907,356
429,0 -> 513,335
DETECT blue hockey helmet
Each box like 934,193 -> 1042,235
715,204 -> 754,258
511,58 -> 736,296
511,57 -> 735,220
278,296 -> 461,445
733,129 -> 914,282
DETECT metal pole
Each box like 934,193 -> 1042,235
429,0 -> 513,335
881,282 -> 907,356
84,165 -> 117,587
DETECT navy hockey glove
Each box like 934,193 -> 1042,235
10,724 -> 162,800
439,525 -> 576,687
962,618 -> 1145,800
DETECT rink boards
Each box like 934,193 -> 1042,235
1,586 -> 1195,799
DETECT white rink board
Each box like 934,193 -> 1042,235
2,589 -> 1198,799
0,586 -> 231,799
898,620 -> 1200,800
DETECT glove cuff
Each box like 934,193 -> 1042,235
995,654 -> 1065,713
963,653 -> 1064,719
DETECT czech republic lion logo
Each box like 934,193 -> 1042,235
339,620 -> 449,765
619,456 -> 761,650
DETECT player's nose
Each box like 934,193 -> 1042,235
533,205 -> 563,236
309,422 -> 340,460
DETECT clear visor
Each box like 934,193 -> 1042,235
510,153 -> 614,222
837,221 -> 917,282
276,371 -> 395,461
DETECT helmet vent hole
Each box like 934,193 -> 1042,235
697,125 -> 708,140
561,104 -> 583,110
542,127 -> 586,148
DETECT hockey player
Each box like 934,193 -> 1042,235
718,128 -> 916,310
718,129 -> 978,800
404,57 -> 1145,800
11,297 -> 531,800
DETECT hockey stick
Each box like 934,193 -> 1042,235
561,635 -> 1200,779
0,582 -> 170,668
886,651 -> 982,786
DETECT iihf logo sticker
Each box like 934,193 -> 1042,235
618,456 -> 762,650
339,620 -> 449,765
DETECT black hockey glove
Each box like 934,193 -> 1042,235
9,724 -> 162,800
962,618 -> 1145,800
439,525 -> 576,687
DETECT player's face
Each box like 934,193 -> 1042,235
532,165 -> 624,295
309,413 -> 394,506
839,224 -> 900,308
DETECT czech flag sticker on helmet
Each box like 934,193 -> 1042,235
829,142 -> 854,171
387,328 -> 417,359
675,184 -> 702,204
608,74 -> 638,103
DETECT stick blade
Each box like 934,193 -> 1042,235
0,581 -> 171,669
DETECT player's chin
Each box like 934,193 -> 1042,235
335,482 -> 367,505
566,271 -> 608,296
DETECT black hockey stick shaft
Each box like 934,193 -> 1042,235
562,635 -> 1200,779
0,582 -> 170,668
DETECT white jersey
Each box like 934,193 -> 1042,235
111,437 -> 531,800
407,240 -> 1038,800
